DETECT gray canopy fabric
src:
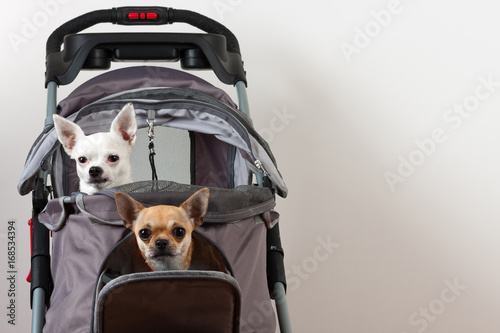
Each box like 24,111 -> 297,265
17,66 -> 287,198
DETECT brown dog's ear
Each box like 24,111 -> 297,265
181,188 -> 210,228
114,192 -> 144,229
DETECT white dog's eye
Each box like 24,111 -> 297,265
108,155 -> 119,163
78,157 -> 87,164
173,227 -> 186,239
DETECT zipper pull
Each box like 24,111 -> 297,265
254,159 -> 268,176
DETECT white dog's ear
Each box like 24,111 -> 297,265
53,114 -> 85,156
181,188 -> 210,228
114,192 -> 144,229
111,103 -> 137,146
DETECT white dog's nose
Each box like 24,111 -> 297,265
89,166 -> 103,178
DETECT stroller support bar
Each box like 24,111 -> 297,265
267,223 -> 287,295
31,288 -> 45,333
236,81 -> 250,117
273,282 -> 293,333
30,176 -> 51,306
45,82 -> 57,126
30,174 -> 51,333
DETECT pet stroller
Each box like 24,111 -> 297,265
17,7 -> 290,333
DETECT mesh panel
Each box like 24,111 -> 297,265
131,127 -> 191,184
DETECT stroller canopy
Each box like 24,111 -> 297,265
17,66 -> 287,198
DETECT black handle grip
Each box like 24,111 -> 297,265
30,177 -> 51,306
267,223 -> 287,297
46,7 -> 240,56
46,9 -> 115,55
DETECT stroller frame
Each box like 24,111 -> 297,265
27,6 -> 291,333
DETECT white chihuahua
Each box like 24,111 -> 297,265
53,103 -> 137,195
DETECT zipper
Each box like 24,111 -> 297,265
254,159 -> 268,176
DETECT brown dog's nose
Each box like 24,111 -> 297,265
155,239 -> 168,250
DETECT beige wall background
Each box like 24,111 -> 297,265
2,0 -> 500,332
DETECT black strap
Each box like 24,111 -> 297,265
149,141 -> 158,181
147,111 -> 158,182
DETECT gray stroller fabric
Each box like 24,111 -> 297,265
55,66 -> 239,118
38,182 -> 278,333
17,66 -> 287,198
105,181 -> 278,225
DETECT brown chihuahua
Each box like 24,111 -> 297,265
114,188 -> 209,271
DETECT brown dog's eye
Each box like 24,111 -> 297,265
173,227 -> 186,239
108,155 -> 119,163
139,229 -> 151,241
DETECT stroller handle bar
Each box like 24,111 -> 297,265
45,7 -> 247,86
46,7 -> 241,55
